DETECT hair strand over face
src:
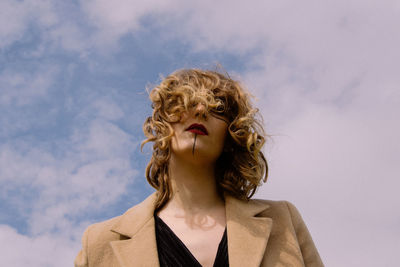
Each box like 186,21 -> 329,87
141,68 -> 268,210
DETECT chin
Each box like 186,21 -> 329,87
172,146 -> 221,164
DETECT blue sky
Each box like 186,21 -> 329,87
1,0 -> 399,266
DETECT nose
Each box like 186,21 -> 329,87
194,103 -> 207,119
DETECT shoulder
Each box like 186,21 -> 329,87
82,192 -> 157,242
75,216 -> 123,267
225,194 -> 300,224
250,198 -> 297,216
75,193 -> 158,267
249,198 -> 289,207
250,199 -> 324,266
83,215 -> 122,244
249,198 -> 307,231
79,193 -> 157,249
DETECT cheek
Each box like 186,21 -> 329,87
170,124 -> 192,151
220,133 -> 228,151
214,125 -> 228,148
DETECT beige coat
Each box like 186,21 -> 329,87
75,193 -> 323,267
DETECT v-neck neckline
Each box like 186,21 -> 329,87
154,214 -> 228,267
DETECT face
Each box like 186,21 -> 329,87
170,102 -> 229,165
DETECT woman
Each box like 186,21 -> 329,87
75,69 -> 323,267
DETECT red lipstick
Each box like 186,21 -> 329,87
186,123 -> 208,135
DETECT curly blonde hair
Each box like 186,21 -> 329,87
142,69 -> 268,209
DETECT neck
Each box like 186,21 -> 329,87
164,153 -> 224,214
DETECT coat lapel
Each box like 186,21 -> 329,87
110,193 -> 160,267
225,195 -> 273,267
108,193 -> 272,267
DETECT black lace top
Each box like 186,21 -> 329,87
154,214 -> 229,267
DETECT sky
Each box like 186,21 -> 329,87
0,0 -> 399,266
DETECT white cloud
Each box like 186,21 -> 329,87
0,0 -> 32,48
149,0 -> 399,265
48,21 -> 91,53
80,0 -> 175,43
0,0 -> 57,49
0,66 -> 58,107
255,101 -> 400,266
0,93 -> 139,265
0,65 -> 60,139
0,117 -> 138,233
0,224 -> 80,267
0,0 -> 92,54
2,0 -> 399,266
84,98 -> 125,121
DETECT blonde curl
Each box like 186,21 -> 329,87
141,69 -> 268,209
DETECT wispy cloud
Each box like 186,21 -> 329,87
1,0 -> 399,266
0,0 -> 57,49
0,64 -> 60,140
0,66 -> 57,107
80,0 -> 175,45
0,92 -> 138,266
0,224 -> 80,267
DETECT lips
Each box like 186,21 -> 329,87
185,123 -> 208,135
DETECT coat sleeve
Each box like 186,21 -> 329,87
285,201 -> 324,267
74,226 -> 90,267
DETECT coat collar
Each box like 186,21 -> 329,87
110,192 -> 272,267
224,194 -> 273,267
110,193 -> 159,267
